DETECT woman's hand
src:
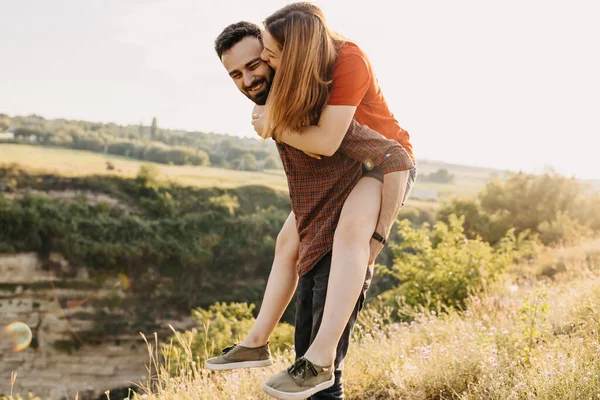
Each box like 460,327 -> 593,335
252,105 -> 267,138
252,106 -> 321,159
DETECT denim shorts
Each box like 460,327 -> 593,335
361,164 -> 418,206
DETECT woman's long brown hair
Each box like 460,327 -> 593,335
262,2 -> 343,140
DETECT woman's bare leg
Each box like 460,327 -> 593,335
302,177 -> 382,365
240,211 -> 300,347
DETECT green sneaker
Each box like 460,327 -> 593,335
263,357 -> 334,400
205,343 -> 273,371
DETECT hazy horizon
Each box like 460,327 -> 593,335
2,0 -> 599,179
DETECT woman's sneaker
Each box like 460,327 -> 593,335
263,357 -> 334,399
205,343 -> 273,371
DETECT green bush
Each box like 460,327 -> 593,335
438,172 -> 599,246
0,166 -> 291,335
437,197 -> 511,245
382,215 -> 517,313
538,211 -> 590,246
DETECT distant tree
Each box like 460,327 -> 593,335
264,156 -> 280,170
151,117 -> 158,140
7,113 -> 283,171
240,153 -> 258,171
422,168 -> 455,184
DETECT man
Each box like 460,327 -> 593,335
208,22 -> 415,399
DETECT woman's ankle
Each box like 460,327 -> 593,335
303,348 -> 335,367
240,335 -> 269,348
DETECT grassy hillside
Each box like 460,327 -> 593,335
135,242 -> 600,399
0,143 -> 288,191
0,143 -> 508,201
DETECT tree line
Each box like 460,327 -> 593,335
0,114 -> 282,171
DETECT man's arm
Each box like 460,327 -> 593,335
368,170 -> 410,264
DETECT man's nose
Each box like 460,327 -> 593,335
243,72 -> 255,87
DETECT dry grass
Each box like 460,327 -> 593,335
5,243 -> 600,399
131,241 -> 600,400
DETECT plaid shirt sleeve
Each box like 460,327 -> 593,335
340,120 -> 414,174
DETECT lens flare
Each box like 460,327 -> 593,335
3,322 -> 33,352
117,273 -> 131,290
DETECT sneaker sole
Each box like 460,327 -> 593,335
262,376 -> 335,400
205,358 -> 273,371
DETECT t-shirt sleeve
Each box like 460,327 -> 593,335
328,51 -> 371,106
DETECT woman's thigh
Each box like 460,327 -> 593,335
336,176 -> 382,242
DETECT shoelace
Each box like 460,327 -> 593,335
287,357 -> 319,380
221,344 -> 238,355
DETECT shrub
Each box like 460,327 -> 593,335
437,197 -> 511,245
382,215 -> 516,313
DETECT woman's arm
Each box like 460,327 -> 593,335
278,105 -> 356,157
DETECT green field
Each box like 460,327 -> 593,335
0,143 -> 289,190
0,143 -> 507,200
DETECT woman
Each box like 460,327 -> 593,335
207,3 -> 416,398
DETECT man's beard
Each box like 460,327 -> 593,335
243,66 -> 274,105
243,77 -> 272,105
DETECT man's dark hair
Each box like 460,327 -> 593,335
215,22 -> 262,59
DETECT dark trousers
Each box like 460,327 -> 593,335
294,252 -> 373,399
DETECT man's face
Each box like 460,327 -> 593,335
221,36 -> 274,105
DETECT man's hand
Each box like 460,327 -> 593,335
368,237 -> 385,265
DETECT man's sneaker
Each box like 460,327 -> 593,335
205,343 -> 273,371
263,357 -> 334,400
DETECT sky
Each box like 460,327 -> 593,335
1,0 -> 599,179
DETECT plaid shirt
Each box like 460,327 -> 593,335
276,119 -> 414,276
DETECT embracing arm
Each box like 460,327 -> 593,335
377,171 -> 410,239
273,44 -> 372,156
278,105 -> 356,157
367,170 -> 410,264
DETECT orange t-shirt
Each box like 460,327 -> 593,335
328,42 -> 414,160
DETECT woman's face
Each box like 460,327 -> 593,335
260,30 -> 282,70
